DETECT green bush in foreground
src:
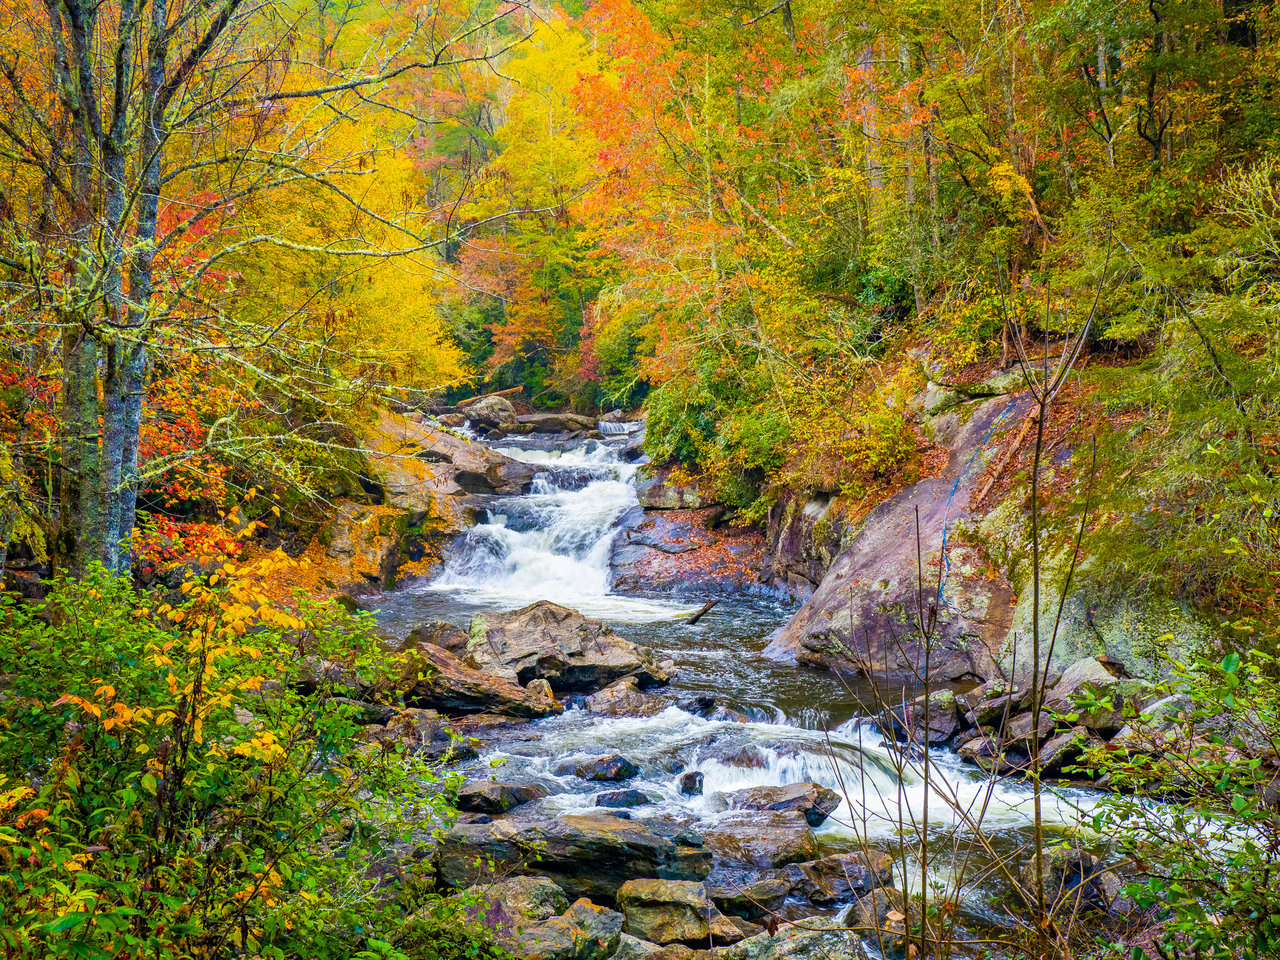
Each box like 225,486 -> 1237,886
0,562 -> 491,960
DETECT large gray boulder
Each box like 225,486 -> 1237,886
699,811 -> 818,868
465,602 -> 672,692
781,850 -> 894,905
1045,657 -> 1160,735
435,813 -> 713,901
465,395 -> 519,432
616,879 -> 714,945
518,412 -> 600,434
764,396 -> 1024,683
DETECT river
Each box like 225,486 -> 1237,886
372,427 -> 1102,939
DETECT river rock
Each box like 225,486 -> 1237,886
1046,657 -> 1160,736
518,412 -> 600,434
473,875 -> 569,924
956,735 -> 1005,770
848,887 -> 908,938
718,915 -> 871,960
1040,726 -> 1095,774
617,879 -> 714,945
1019,845 -> 1112,911
500,898 -> 624,960
700,811 -> 818,868
395,642 -> 562,718
465,395 -> 519,432
465,602 -> 672,692
715,783 -> 842,827
558,754 -> 640,781
402,620 -> 470,656
679,772 -> 704,796
880,689 -> 962,745
961,679 -> 1033,727
375,707 -> 480,762
781,851 -> 894,905
763,396 -> 1025,683
457,781 -> 548,815
436,813 -> 713,901
707,878 -> 790,920
1004,710 -> 1057,748
614,934 -> 663,960
586,678 -> 670,718
596,789 -> 653,809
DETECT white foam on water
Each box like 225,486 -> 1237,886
414,432 -> 698,622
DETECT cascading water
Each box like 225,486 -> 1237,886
411,441 -> 697,621
373,425 -> 1102,935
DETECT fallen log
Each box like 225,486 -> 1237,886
686,599 -> 721,625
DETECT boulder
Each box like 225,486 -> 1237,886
957,735 -> 1005,771
718,916 -> 871,960
472,875 -> 569,924
403,620 -> 469,656
715,783 -> 843,827
679,772 -> 704,796
500,899 -> 624,960
586,678 -> 670,718
436,814 -> 713,901
1046,657 -> 1161,736
762,396 -> 1025,682
635,469 -> 707,510
700,811 -> 818,868
707,878 -> 790,921
1004,711 -> 1058,749
1019,846 -> 1113,912
880,689 -> 961,745
375,707 -> 480,763
617,879 -> 714,945
781,850 -> 894,905
518,413 -> 601,434
559,754 -> 640,782
1040,726 -> 1094,775
361,410 -> 535,532
466,602 -> 672,692
961,680 -> 1033,728
457,781 -> 549,815
323,501 -> 407,589
396,643 -> 562,718
614,934 -> 663,960
847,886 -> 908,938
465,395 -> 519,432
710,915 -> 762,945
596,790 -> 653,809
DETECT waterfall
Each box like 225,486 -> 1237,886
419,437 -> 696,621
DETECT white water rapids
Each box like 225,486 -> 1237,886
376,428 -> 1104,925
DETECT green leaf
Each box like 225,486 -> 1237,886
44,913 -> 89,934
1222,652 -> 1241,674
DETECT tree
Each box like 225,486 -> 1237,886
0,0 -> 530,576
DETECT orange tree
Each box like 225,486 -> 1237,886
0,561 -> 502,960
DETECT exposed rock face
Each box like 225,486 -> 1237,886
635,468 -> 706,510
465,602 -> 672,692
400,620 -> 469,655
395,643 -> 562,718
457,781 -> 548,815
762,492 -> 852,599
1044,656 -> 1160,735
880,689 -> 963,745
473,876 -> 570,924
699,811 -> 818,868
764,395 -> 1026,682
323,501 -> 416,590
362,410 -> 535,530
596,790 -> 653,809
714,783 -> 842,827
435,813 -> 713,901
611,508 -> 764,595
